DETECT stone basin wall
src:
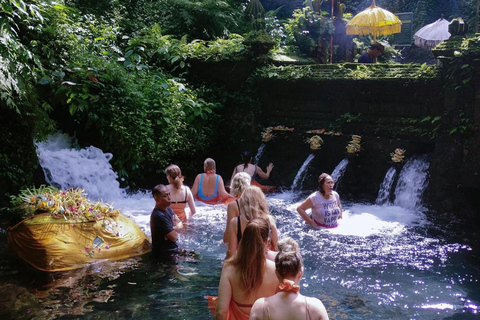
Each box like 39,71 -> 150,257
191,61 -> 479,220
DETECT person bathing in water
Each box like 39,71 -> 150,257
296,173 -> 343,228
229,151 -> 274,188
165,164 -> 196,223
250,237 -> 329,320
191,158 -> 233,205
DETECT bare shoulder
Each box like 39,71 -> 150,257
306,296 -> 329,319
250,298 -> 266,320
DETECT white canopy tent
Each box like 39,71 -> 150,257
413,17 -> 451,50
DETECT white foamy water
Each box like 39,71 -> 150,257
270,193 -> 425,238
394,155 -> 430,210
36,133 -> 123,201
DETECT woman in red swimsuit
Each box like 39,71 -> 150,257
216,218 -> 279,320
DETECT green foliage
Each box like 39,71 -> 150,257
257,63 -> 440,81
0,0 -> 43,114
119,0 -> 241,41
284,7 -> 333,57
55,59 -> 218,184
121,25 -> 246,73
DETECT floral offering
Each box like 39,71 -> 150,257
306,135 -> 324,150
346,135 -> 362,154
391,148 -> 406,162
11,186 -> 120,221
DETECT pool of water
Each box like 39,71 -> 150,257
1,190 -> 479,320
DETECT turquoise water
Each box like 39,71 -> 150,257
1,191 -> 479,320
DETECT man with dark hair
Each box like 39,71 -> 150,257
358,42 -> 385,63
150,184 -> 182,257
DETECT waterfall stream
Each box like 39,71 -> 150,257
331,158 -> 349,183
394,155 -> 430,210
291,154 -> 315,191
375,167 -> 397,205
253,142 -> 266,165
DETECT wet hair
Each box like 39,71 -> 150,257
275,237 -> 303,280
230,172 -> 251,198
152,184 -> 167,197
238,186 -> 270,221
165,164 -> 184,190
203,158 -> 216,173
317,173 -> 331,195
241,151 -> 252,170
228,218 -> 270,295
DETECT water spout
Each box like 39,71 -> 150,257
291,154 -> 315,191
375,167 -> 397,205
331,158 -> 349,184
254,143 -> 266,165
393,155 -> 429,210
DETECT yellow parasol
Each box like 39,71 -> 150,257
346,0 -> 402,41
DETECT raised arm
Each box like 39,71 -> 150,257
256,163 -> 274,180
296,197 -> 317,227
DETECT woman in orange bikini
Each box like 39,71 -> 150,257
192,158 -> 233,205
250,237 -> 329,320
165,164 -> 196,223
216,218 -> 279,320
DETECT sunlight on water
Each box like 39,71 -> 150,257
15,133 -> 478,320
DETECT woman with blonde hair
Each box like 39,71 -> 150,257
216,218 -> 279,320
223,172 -> 251,243
191,158 -> 232,205
250,237 -> 329,320
164,164 -> 196,222
226,186 -> 278,259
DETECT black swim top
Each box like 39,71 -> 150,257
170,186 -> 188,204
237,215 -> 242,244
